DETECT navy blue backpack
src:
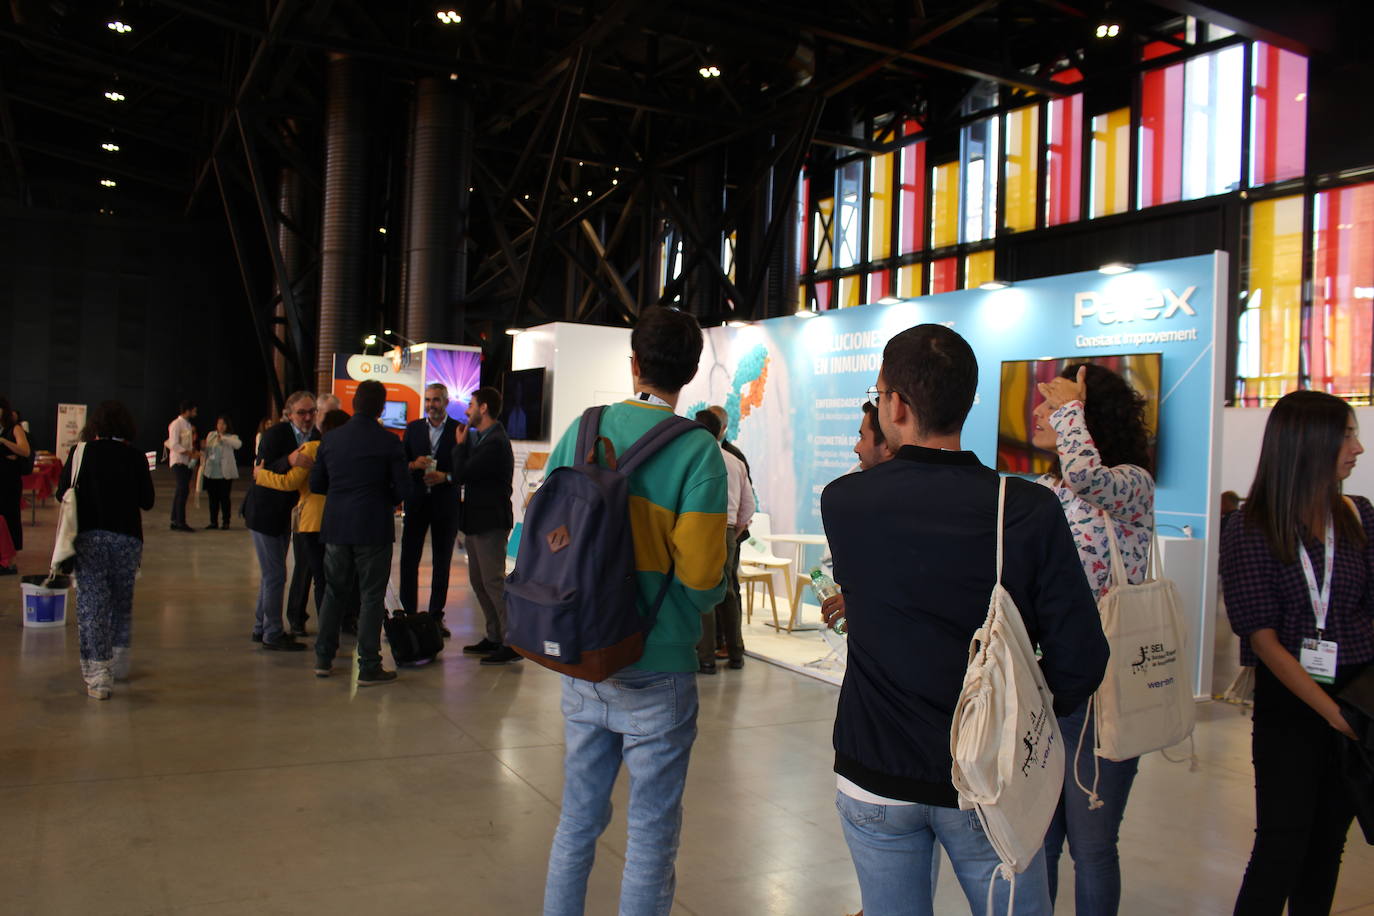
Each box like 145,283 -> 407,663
504,406 -> 703,681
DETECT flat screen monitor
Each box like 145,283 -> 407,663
996,353 -> 1161,478
380,400 -> 408,430
501,367 -> 546,441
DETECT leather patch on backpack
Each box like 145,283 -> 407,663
546,525 -> 571,553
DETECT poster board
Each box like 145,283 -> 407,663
55,403 -> 86,459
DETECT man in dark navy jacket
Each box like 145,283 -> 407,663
309,380 -> 411,685
399,383 -> 462,635
821,324 -> 1107,915
452,386 -> 517,664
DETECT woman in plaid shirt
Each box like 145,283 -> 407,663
1221,390 -> 1369,914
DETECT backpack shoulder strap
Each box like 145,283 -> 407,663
574,406 -> 606,466
616,415 -> 704,477
995,476 -> 1007,586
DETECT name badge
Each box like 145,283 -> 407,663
1299,638 -> 1338,684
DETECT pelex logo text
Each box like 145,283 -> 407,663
1073,285 -> 1197,327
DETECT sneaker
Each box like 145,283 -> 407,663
698,661 -> 718,675
262,636 -> 306,652
358,668 -> 397,687
479,646 -> 522,666
313,665 -> 331,678
463,637 -> 500,655
87,685 -> 111,700
714,647 -> 729,659
727,658 -> 744,670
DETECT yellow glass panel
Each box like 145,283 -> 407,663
838,275 -> 862,308
1090,107 -> 1131,218
814,197 -> 834,272
795,284 -> 806,310
965,251 -> 995,289
1004,106 -> 1039,232
931,161 -> 960,248
897,264 -> 923,298
868,152 -> 894,261
1240,195 -> 1303,403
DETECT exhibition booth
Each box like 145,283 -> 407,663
509,253 -> 1229,695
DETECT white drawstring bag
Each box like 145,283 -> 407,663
50,442 -> 87,573
951,477 -> 1065,914
1091,519 -> 1195,763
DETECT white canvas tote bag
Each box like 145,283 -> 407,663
1091,518 -> 1195,763
950,477 -> 1065,906
50,442 -> 86,572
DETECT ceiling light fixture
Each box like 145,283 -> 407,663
698,65 -> 722,79
436,10 -> 461,24
449,72 -> 458,81
979,280 -> 1012,290
794,307 -> 818,319
101,142 -> 120,152
377,227 -> 387,234
107,20 -> 133,33
100,179 -> 117,187
104,90 -> 126,102
877,296 -> 901,305
505,327 -> 525,336
726,320 -> 751,328
1098,261 -> 1136,275
1095,22 -> 1120,38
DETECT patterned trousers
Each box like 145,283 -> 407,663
73,530 -> 142,662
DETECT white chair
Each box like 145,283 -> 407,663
738,513 -> 798,631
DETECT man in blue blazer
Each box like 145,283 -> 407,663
309,380 -> 412,685
399,383 -> 462,637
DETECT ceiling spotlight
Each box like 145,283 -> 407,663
726,320 -> 751,328
377,227 -> 387,234
523,193 -> 530,200
614,166 -> 620,172
877,296 -> 901,305
104,90 -> 126,102
505,327 -> 525,336
1098,261 -> 1136,275
436,10 -> 461,24
794,307 -> 818,319
101,142 -> 120,152
1095,22 -> 1120,38
106,20 -> 133,33
364,334 -> 378,345
698,65 -> 722,79
100,179 -> 117,187
449,72 -> 458,81
979,280 -> 1012,290
612,179 -> 619,186
572,196 -> 579,203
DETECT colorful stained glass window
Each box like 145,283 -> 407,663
1090,107 -> 1131,218
965,250 -> 995,289
898,141 -> 927,255
1237,195 -> 1304,404
835,160 -> 864,269
796,176 -> 809,275
1139,63 -> 1184,208
813,196 -> 834,273
1003,106 -> 1039,232
931,257 -> 957,294
1183,46 -> 1244,200
962,116 -> 999,242
1310,183 -> 1374,401
867,269 -> 892,303
931,161 -> 960,248
897,263 -> 923,298
1250,43 -> 1308,187
868,152 -> 894,261
1046,94 -> 1082,227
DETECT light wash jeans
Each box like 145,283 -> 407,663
543,669 -> 699,916
836,790 -> 1053,916
1043,701 -> 1140,916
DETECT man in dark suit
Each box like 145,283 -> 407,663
399,383 -> 462,637
243,390 -> 318,651
453,386 -> 517,664
309,379 -> 411,685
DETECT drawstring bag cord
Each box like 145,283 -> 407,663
1071,694 -> 1105,810
1160,734 -> 1200,772
985,864 -> 1017,916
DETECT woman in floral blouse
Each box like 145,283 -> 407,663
1033,363 -> 1155,916
1221,390 -> 1368,913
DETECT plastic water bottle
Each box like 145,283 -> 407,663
809,568 -> 846,634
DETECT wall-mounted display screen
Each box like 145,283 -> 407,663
501,367 -> 546,441
997,352 -> 1162,478
379,401 -> 408,430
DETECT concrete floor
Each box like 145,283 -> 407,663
3,472 -> 1373,915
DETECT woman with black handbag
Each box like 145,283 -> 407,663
56,401 -> 155,700
1222,389 -> 1370,913
0,395 -> 31,573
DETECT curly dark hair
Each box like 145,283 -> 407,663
1051,363 -> 1153,477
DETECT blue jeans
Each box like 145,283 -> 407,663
1043,702 -> 1140,916
250,530 -> 290,643
543,669 -> 699,916
836,791 -> 1052,916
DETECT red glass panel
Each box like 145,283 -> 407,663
798,175 -> 811,275
815,279 -> 834,311
1139,64 -> 1184,208
1141,40 -> 1179,62
867,269 -> 891,303
899,141 -> 927,255
1250,42 -> 1308,187
1310,184 -> 1374,401
930,257 -> 957,294
1051,68 -> 1083,85
1046,94 -> 1083,227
